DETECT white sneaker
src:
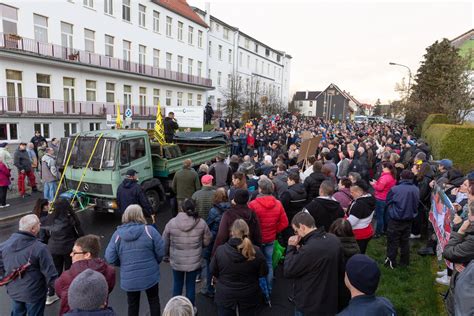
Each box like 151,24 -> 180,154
46,294 -> 59,305
437,269 -> 447,277
409,234 -> 421,239
436,275 -> 451,286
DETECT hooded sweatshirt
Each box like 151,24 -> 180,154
304,197 -> 344,232
116,178 -> 153,215
248,195 -> 289,243
163,212 -> 211,272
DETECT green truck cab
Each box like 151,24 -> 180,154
57,129 -> 229,213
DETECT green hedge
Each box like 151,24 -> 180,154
421,114 -> 449,137
424,123 -> 474,172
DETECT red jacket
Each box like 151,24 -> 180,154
0,161 -> 11,187
247,134 -> 255,147
55,258 -> 116,315
249,195 -> 288,243
372,171 -> 396,201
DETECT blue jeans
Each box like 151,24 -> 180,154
294,308 -> 305,316
43,181 -> 57,201
204,257 -> 214,294
261,242 -> 274,294
172,269 -> 198,306
11,298 -> 45,316
375,199 -> 387,235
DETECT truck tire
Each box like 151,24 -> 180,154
145,189 -> 160,213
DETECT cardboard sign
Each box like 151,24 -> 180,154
297,136 -> 321,163
300,131 -> 313,140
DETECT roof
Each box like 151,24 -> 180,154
74,129 -> 148,139
313,84 -> 362,112
152,0 -> 208,28
450,29 -> 474,48
293,91 -> 321,101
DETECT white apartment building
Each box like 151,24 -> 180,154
194,5 -> 292,115
0,0 -> 211,142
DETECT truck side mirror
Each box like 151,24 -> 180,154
120,142 -> 131,167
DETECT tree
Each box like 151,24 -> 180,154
219,73 -> 246,122
373,98 -> 382,116
247,76 -> 261,118
406,39 -> 472,127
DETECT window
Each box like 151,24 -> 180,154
123,40 -> 131,62
239,52 -> 243,67
83,0 -> 93,8
228,49 -> 232,63
208,69 -> 211,79
217,71 -> 222,86
106,82 -> 115,103
166,16 -> 172,37
122,0 -> 130,21
153,89 -> 160,106
308,111 -> 312,116
177,21 -> 183,41
261,61 -> 264,73
89,122 -> 101,131
227,74 -> 231,88
139,87 -> 146,107
153,11 -> 160,32
153,49 -> 160,67
197,61 -> 202,77
245,38 -> 249,49
105,35 -> 114,57
84,29 -> 95,53
104,0 -> 113,15
255,59 -> 258,72
218,45 -> 222,60
223,27 -> 229,39
309,101 -> 313,107
198,30 -> 203,48
188,26 -> 193,45
61,22 -> 73,49
0,123 -> 18,141
188,59 -> 193,75
247,55 -> 250,68
166,90 -> 172,106
177,92 -> 183,106
34,14 -> 48,43
166,53 -> 172,70
138,4 -> 146,27
217,98 -> 221,110
34,123 -> 50,139
139,45 -> 146,66
130,122 -> 140,128
64,123 -> 77,137
1,4 -> 18,35
177,56 -> 183,73
147,122 -> 155,129
208,41 -> 212,57
255,44 -> 258,53
216,23 -> 220,32
267,63 -> 270,75
187,93 -> 193,106
36,74 -> 50,99
86,80 -> 96,101
120,138 -> 146,165
197,94 -> 202,106
123,85 -> 131,106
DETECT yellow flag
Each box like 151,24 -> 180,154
154,100 -> 166,144
116,102 -> 123,128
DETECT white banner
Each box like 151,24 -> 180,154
165,106 -> 204,129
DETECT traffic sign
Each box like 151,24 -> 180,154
125,108 -> 132,118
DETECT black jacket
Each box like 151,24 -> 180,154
163,117 -> 179,137
44,212 -> 84,255
116,178 -> 152,215
284,228 -> 344,315
211,238 -> 267,309
348,154 -> 369,182
14,149 -> 32,172
280,183 -> 307,222
304,171 -> 326,201
304,197 -> 345,231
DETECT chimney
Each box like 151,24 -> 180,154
305,90 -> 309,99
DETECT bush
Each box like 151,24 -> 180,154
424,123 -> 474,172
421,114 -> 449,137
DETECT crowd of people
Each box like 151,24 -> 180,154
1,114 -> 474,316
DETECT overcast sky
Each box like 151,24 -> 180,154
188,0 -> 473,104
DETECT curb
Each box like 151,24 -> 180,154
0,211 -> 32,223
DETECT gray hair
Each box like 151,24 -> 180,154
198,164 -> 209,173
162,296 -> 194,316
258,177 -> 274,195
122,205 -> 147,224
19,214 -> 40,232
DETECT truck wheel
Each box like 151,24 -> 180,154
145,189 -> 160,213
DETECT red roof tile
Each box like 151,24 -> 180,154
152,0 -> 208,28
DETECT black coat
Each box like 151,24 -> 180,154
164,117 -> 179,137
45,212 -> 84,255
304,171 -> 326,201
280,183 -> 307,222
284,228 -> 344,315
211,238 -> 268,309
116,178 -> 152,215
304,197 -> 344,232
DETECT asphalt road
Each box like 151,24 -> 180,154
0,199 -> 296,316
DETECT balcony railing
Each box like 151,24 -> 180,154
0,33 -> 212,88
0,96 -> 158,118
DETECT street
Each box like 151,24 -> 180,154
0,199 -> 295,316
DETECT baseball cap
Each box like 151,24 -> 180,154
126,169 -> 138,176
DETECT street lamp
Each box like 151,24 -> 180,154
389,62 -> 412,93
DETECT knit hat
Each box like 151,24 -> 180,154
346,254 -> 380,295
233,189 -> 249,205
201,174 -> 213,185
68,269 -> 108,311
439,159 -> 453,169
0,142 -> 7,148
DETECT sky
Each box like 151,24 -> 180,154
188,0 -> 473,104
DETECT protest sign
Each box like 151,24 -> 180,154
297,136 -> 321,163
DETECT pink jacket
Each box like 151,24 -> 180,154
0,161 -> 11,187
372,171 -> 396,201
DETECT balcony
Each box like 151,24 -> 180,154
0,33 -> 212,88
0,96 -> 158,118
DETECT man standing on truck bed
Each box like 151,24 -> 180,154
116,169 -> 153,216
164,112 -> 179,143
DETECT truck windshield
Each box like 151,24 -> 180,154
57,137 -> 117,169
